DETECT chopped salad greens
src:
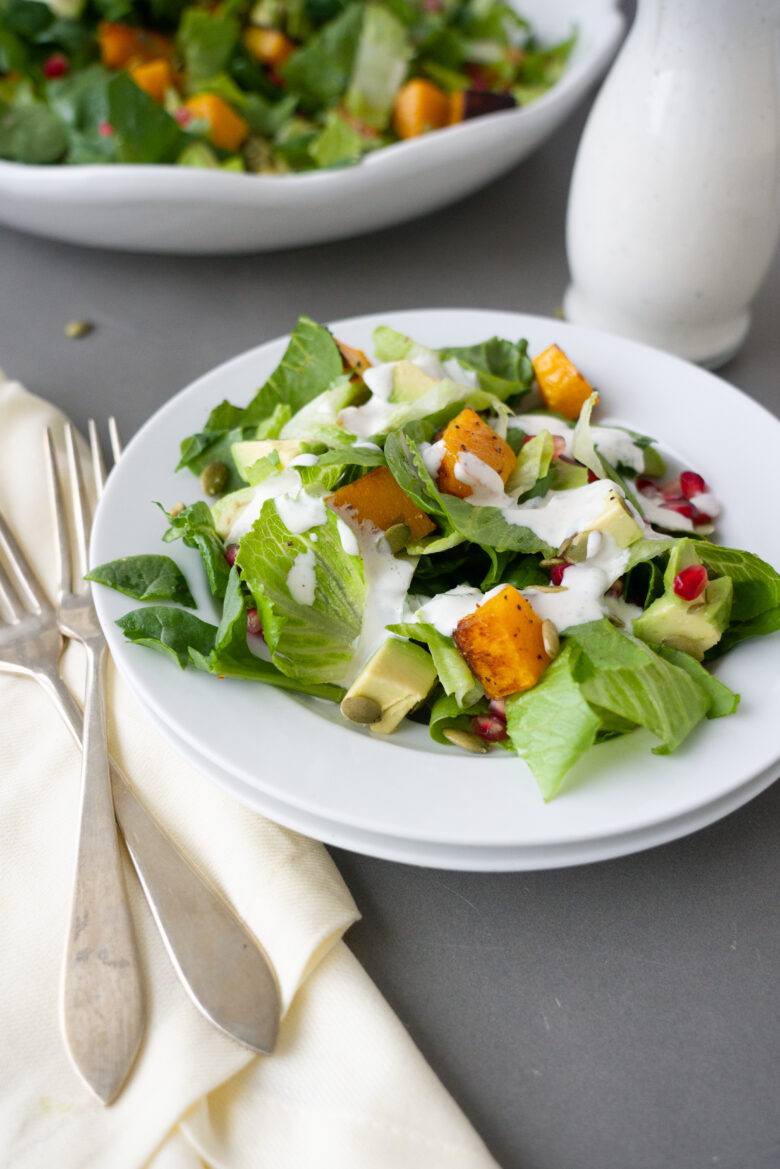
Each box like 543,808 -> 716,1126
92,318 -> 780,799
0,0 -> 575,171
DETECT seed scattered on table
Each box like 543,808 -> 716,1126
64,319 -> 94,339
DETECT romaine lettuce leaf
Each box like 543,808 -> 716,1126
428,690 -> 487,746
344,2 -> 410,129
236,503 -> 364,685
388,621 -> 481,707
505,645 -> 602,800
707,605 -> 780,658
694,544 -> 780,621
654,645 -> 739,718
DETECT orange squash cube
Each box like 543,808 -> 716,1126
98,22 -> 171,70
393,79 -> 451,140
436,407 -> 517,499
532,345 -> 595,420
184,93 -> 249,153
335,338 -> 371,376
243,27 -> 296,68
328,466 -> 436,542
130,58 -> 174,104
453,585 -> 551,699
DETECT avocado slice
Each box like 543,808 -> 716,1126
633,539 -> 733,660
341,638 -> 437,735
388,360 -> 439,403
211,486 -> 254,538
232,439 -> 303,482
566,487 -> 643,560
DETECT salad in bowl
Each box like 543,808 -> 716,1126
88,316 -> 780,800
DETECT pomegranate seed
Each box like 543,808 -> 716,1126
43,54 -> 68,79
661,479 -> 682,500
680,470 -> 706,498
472,715 -> 508,742
174,107 -> 193,126
635,476 -> 658,494
466,64 -> 490,91
225,543 -> 239,566
662,498 -> 700,521
587,469 -> 599,483
606,580 -> 623,598
550,563 -> 570,586
246,607 -> 264,638
488,698 -> 506,722
673,564 -> 708,601
98,120 -> 114,138
552,435 -> 567,457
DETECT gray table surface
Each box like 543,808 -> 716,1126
1,78 -> 779,1169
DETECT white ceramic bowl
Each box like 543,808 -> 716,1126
0,0 -> 623,254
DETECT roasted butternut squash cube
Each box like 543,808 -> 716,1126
130,58 -> 173,104
184,93 -> 249,153
437,407 -> 517,499
453,585 -> 550,699
393,79 -> 451,139
328,466 -> 435,542
532,345 -> 595,420
98,22 -> 171,70
243,27 -> 296,68
335,338 -> 371,376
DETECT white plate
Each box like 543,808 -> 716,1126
91,309 -> 780,859
139,694 -> 780,870
0,1 -> 623,254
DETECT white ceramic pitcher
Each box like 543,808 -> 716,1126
563,0 -> 780,367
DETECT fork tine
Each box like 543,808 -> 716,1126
44,428 -> 73,606
64,424 -> 90,595
88,419 -> 107,496
108,416 -> 122,464
0,551 -> 26,621
0,504 -> 48,615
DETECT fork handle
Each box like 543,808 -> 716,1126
39,667 -> 280,1057
61,640 -> 145,1104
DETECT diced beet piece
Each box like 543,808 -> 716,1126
461,90 -> 517,120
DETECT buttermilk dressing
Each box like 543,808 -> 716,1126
286,548 -> 317,606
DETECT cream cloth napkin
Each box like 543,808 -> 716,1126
0,378 -> 500,1169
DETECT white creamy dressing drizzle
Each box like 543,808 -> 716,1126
636,494 -> 695,532
603,594 -> 644,633
454,452 -> 625,549
338,353 -> 475,437
420,438 -> 446,478
336,517 -> 359,556
507,414 -> 647,472
286,548 -> 317,606
337,518 -> 417,686
689,490 -> 720,517
524,532 -> 631,631
415,585 -> 495,636
227,468 -> 328,543
287,453 -> 319,468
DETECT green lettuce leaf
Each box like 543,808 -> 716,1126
161,501 -> 230,599
281,3 -> 364,112
177,8 -> 239,83
428,690 -> 487,746
309,108 -> 375,167
505,645 -> 602,800
653,646 -> 739,718
388,621 -> 481,707
86,555 -> 195,606
694,544 -> 780,622
107,73 -> 186,164
708,604 -> 780,657
344,2 -> 410,129
116,606 -> 217,669
440,336 -> 534,400
236,503 -> 364,685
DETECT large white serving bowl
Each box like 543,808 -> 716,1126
90,309 -> 780,866
0,0 -> 623,254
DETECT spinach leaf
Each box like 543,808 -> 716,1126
177,8 -> 240,83
281,2 -> 364,112
0,101 -> 68,163
161,501 -> 230,599
441,336 -> 534,400
116,606 -> 217,668
107,72 -> 187,163
87,555 -> 196,606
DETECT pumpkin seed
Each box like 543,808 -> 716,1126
442,728 -> 489,754
200,461 -> 228,496
64,319 -> 93,339
541,620 -> 560,658
383,523 -> 411,554
341,695 -> 382,724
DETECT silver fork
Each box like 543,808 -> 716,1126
0,427 -> 280,1097
44,423 -> 144,1105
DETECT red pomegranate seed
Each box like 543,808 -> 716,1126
550,563 -> 570,586
174,107 -> 193,126
587,469 -> 599,483
552,435 -> 567,457
635,476 -> 657,494
662,498 -> 700,521
472,715 -> 508,742
246,607 -> 264,638
43,54 -> 68,79
680,470 -> 706,498
661,479 -> 682,499
225,543 -> 239,566
488,698 -> 506,722
98,120 -> 114,138
673,564 -> 708,600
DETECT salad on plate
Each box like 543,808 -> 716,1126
89,317 -> 780,799
0,0 -> 573,172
